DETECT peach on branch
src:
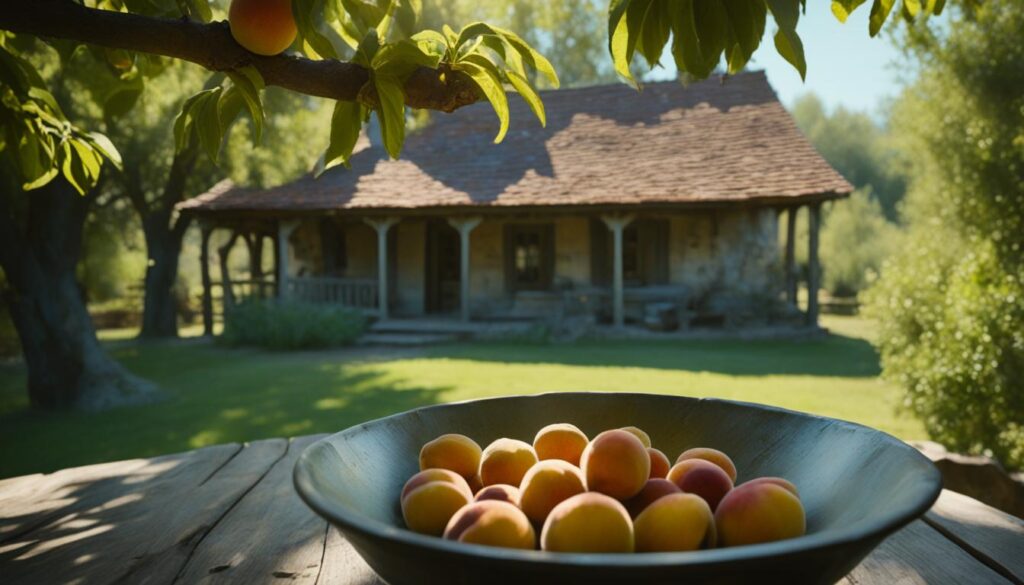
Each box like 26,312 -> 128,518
228,0 -> 297,56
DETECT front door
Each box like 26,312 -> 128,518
425,220 -> 460,314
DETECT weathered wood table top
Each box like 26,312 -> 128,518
2,435 -> 1022,584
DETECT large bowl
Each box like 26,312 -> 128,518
294,393 -> 941,585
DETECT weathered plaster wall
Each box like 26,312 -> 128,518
395,220 -> 425,315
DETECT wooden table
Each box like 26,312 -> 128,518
2,435 -> 1022,584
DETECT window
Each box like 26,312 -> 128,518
590,218 -> 669,286
505,224 -> 554,291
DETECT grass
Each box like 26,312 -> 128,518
0,315 -> 923,479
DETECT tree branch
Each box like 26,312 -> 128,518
0,0 -> 480,113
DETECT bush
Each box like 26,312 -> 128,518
819,189 -> 900,298
220,299 -> 367,350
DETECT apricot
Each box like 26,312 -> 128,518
540,492 -> 634,553
479,438 -> 538,487
228,0 -> 297,56
401,481 -> 472,536
667,459 -> 733,511
624,478 -> 682,519
648,448 -> 671,479
419,433 -> 482,480
533,423 -> 589,466
676,447 -> 738,482
715,482 -> 806,547
444,500 -> 536,550
634,493 -> 716,552
400,468 -> 471,503
620,426 -> 652,448
580,429 -> 650,500
474,484 -> 520,506
518,460 -> 587,525
741,476 -> 799,497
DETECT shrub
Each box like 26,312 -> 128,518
819,189 -> 900,298
220,299 -> 367,350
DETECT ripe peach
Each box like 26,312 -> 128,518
676,447 -> 738,482
228,0 -> 298,56
634,493 -> 716,552
474,484 -> 520,506
518,460 -> 587,525
624,478 -> 682,519
580,429 -> 650,500
620,426 -> 652,448
419,433 -> 482,480
648,448 -> 671,479
741,476 -> 799,497
533,423 -> 589,466
540,492 -> 634,553
468,474 -> 483,494
667,459 -> 734,511
715,482 -> 806,547
401,481 -> 472,536
479,438 -> 538,487
444,500 -> 536,550
400,468 -> 471,503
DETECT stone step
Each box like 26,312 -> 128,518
361,332 -> 459,346
369,319 -> 484,335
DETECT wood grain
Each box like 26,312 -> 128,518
173,435 -> 329,584
317,527 -> 385,585
844,520 -> 1011,585
925,489 -> 1024,583
0,439 -> 286,585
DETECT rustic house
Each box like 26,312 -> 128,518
179,71 -> 851,335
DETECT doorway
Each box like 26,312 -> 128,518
425,220 -> 460,314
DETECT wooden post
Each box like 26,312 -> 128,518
218,231 -> 241,310
785,207 -> 798,306
276,220 -> 300,300
806,202 -> 821,327
199,223 -> 214,336
602,213 -> 635,328
364,217 -> 400,319
448,216 -> 482,322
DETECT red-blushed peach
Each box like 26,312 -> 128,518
479,438 -> 538,487
648,448 -> 671,479
518,460 -> 587,525
740,476 -> 799,497
401,481 -> 473,536
540,492 -> 635,553
443,500 -> 536,549
474,484 -> 520,506
467,474 -> 483,494
419,433 -> 483,480
533,423 -> 589,466
676,447 -> 738,482
228,0 -> 297,56
634,493 -> 716,552
400,468 -> 472,504
667,459 -> 734,511
715,482 -> 806,547
580,429 -> 650,500
620,426 -> 652,448
624,478 -> 683,519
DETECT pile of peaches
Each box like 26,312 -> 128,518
400,424 -> 806,553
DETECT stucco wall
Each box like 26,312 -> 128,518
395,220 -> 425,315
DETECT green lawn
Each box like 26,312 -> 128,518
0,316 -> 923,478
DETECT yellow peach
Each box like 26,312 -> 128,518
676,447 -> 738,482
540,492 -> 634,553
580,429 -> 650,500
401,481 -> 472,536
420,433 -> 483,480
533,423 -> 589,466
479,438 -> 538,487
444,500 -> 536,549
634,493 -> 716,552
518,460 -> 587,525
715,482 -> 806,547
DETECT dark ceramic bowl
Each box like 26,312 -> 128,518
294,393 -> 941,585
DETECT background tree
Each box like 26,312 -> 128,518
864,0 -> 1024,468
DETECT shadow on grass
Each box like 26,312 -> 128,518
423,333 -> 882,378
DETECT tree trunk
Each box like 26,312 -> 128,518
0,178 -> 161,411
138,210 -> 189,338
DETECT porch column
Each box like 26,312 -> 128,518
448,216 -> 482,322
364,217 -> 400,319
602,213 -> 635,328
806,202 -> 822,327
199,222 -> 214,336
276,220 -> 300,300
784,206 -> 798,306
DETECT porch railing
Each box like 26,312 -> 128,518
287,276 -> 379,311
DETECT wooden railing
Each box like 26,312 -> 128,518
286,276 -> 379,311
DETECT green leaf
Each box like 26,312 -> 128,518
373,39 -> 441,76
411,30 -> 449,59
341,0 -> 386,37
869,0 -> 896,36
456,55 -> 509,143
722,0 -> 767,64
173,90 -> 211,152
628,0 -> 665,70
831,0 -> 868,22
196,88 -> 224,163
694,0 -> 728,74
60,141 -> 87,196
609,0 -> 637,86
492,26 -> 559,88
226,66 -> 265,142
669,0 -> 709,78
505,70 -> 545,127
373,73 -> 406,158
316,100 -> 363,176
84,132 -> 122,170
293,0 -> 339,59
766,0 -> 807,80
353,29 -> 381,67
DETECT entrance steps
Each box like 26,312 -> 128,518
362,318 -> 538,346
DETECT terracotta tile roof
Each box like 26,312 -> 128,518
180,71 -> 851,215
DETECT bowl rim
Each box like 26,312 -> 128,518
293,392 -> 942,567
